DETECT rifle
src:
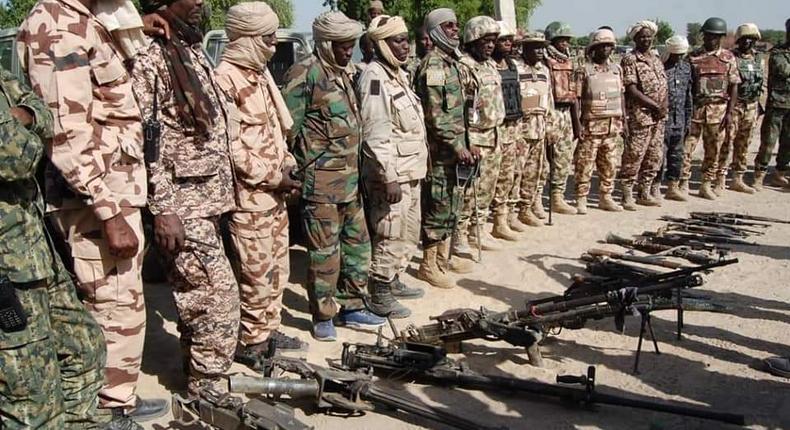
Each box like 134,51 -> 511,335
338,340 -> 745,425
662,223 -> 753,239
584,248 -> 688,269
604,232 -> 725,265
644,230 -> 758,247
689,212 -> 771,227
690,211 -> 789,225
290,150 -> 327,181
660,216 -> 765,236
546,140 -> 554,226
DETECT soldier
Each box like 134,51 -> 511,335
572,28 -> 626,214
282,11 -> 385,341
619,20 -> 668,210
17,0 -> 167,424
680,17 -> 740,200
367,0 -> 384,23
543,21 -> 579,215
722,23 -> 763,194
491,21 -> 524,238
753,18 -> 790,189
214,2 -> 307,363
0,67 -> 110,430
415,8 -> 475,290
659,35 -> 693,201
511,32 -> 555,227
356,32 -> 375,75
406,26 -> 433,84
358,14 -> 429,318
454,16 -> 505,254
132,0 -> 240,397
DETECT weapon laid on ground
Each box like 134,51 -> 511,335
605,233 -> 725,265
337,340 -> 745,425
690,211 -> 789,225
584,249 -> 688,269
644,230 -> 758,247
660,216 -> 765,236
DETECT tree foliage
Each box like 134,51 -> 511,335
0,0 -> 37,28
687,22 -> 702,46
760,29 -> 785,46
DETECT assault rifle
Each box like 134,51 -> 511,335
583,248 -> 689,269
643,230 -> 758,247
690,211 -> 789,225
660,216 -> 766,236
605,233 -> 725,265
337,340 -> 745,425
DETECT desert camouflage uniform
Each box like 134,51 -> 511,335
492,57 -> 521,217
721,50 -> 763,174
17,0 -> 146,409
458,54 -> 505,230
620,50 -> 668,188
0,67 -> 107,429
756,43 -> 790,172
132,40 -> 239,395
574,61 -> 625,198
415,48 -> 466,244
681,48 -> 741,182
283,56 -> 368,321
358,61 -> 428,283
215,62 -> 295,347
545,45 -> 578,194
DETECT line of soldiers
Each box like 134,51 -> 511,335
1,0 -> 789,428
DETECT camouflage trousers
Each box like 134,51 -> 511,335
492,120 -> 521,216
682,121 -> 727,182
575,134 -> 619,198
720,101 -> 759,174
421,164 -> 462,245
756,107 -> 790,171
510,138 -> 546,212
547,106 -> 576,192
163,216 -> 240,395
228,203 -> 289,347
302,199 -> 369,321
1,257 -> 107,429
367,179 -> 421,283
619,121 -> 665,188
459,145 -> 501,230
50,207 -> 144,409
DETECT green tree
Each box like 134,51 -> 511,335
687,22 -> 702,46
206,0 -> 293,30
0,0 -> 37,28
760,29 -> 785,46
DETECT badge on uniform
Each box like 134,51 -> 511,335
370,79 -> 381,96
426,68 -> 445,86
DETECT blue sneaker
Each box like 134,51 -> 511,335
337,309 -> 387,328
311,319 -> 337,342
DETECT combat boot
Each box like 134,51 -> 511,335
636,185 -> 661,207
417,242 -> 453,289
390,275 -> 424,299
470,228 -> 503,251
491,213 -> 519,241
664,181 -> 687,201
769,170 -> 789,187
532,197 -> 547,219
518,208 -> 544,227
599,193 -> 623,212
438,238 -> 474,274
508,212 -> 529,232
104,409 -> 144,430
620,183 -> 638,211
551,191 -> 578,214
678,179 -> 689,193
650,183 -> 663,203
729,173 -> 755,194
698,181 -> 717,200
576,197 -> 588,215
752,170 -> 766,191
367,279 -> 411,319
451,229 -> 472,256
712,174 -> 726,196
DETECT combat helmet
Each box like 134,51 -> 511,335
464,16 -> 500,44
545,21 -> 573,41
735,23 -> 761,41
701,17 -> 727,35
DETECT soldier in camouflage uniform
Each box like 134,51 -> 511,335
415,8 -> 475,290
754,18 -> 790,189
406,26 -> 433,85
283,11 -> 385,341
680,17 -> 740,200
0,66 -> 110,430
17,0 -> 167,423
619,20 -> 668,210
572,28 -> 626,214
133,0 -> 240,396
214,2 -> 307,362
722,23 -> 763,194
454,16 -> 505,254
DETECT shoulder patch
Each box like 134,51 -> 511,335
426,68 -> 445,86
370,79 -> 381,96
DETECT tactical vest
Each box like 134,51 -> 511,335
520,66 -> 551,116
736,55 -> 763,103
583,63 -> 623,119
546,55 -> 576,104
691,53 -> 729,102
499,58 -> 523,120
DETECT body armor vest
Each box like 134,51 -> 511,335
736,55 -> 763,103
520,66 -> 551,115
691,53 -> 729,102
546,55 -> 576,104
500,58 -> 523,120
583,63 -> 623,119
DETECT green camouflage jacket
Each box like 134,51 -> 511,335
283,55 -> 361,204
0,67 -> 54,283
767,43 -> 790,109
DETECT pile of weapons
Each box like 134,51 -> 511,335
170,212 -> 790,429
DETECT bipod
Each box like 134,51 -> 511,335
633,308 -> 660,374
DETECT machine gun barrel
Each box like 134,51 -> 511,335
690,211 -> 789,224
605,233 -> 724,265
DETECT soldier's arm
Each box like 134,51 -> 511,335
684,71 -> 694,132
281,64 -> 310,167
622,55 -> 659,110
416,62 -> 465,154
0,68 -> 48,182
358,67 -> 397,183
769,50 -> 790,81
572,68 -> 585,138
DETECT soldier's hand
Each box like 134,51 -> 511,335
384,181 -> 402,204
720,112 -> 732,132
142,13 -> 170,39
154,214 -> 185,254
456,148 -> 474,165
10,107 -> 33,127
103,214 -> 139,259
278,166 -> 302,196
469,146 -> 482,160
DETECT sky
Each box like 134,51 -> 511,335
292,0 -> 788,36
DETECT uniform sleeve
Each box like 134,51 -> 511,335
727,56 -> 742,85
19,25 -> 122,221
574,67 -> 586,99
416,62 -> 465,153
621,55 -> 638,87
281,65 -> 309,166
358,67 -> 397,183
684,70 -> 693,130
0,70 -> 47,182
769,50 -> 790,82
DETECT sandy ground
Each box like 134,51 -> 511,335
138,137 -> 790,430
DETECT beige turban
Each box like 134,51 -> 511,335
666,35 -> 689,54
93,0 -> 146,59
225,1 -> 279,40
627,20 -> 658,40
313,11 -> 364,76
368,15 -> 409,69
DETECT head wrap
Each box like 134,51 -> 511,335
94,0 -> 146,59
627,20 -> 658,40
368,15 -> 409,70
222,2 -> 279,71
313,11 -> 364,75
425,8 -> 461,58
463,16 -> 499,44
666,35 -> 689,54
368,0 -> 384,12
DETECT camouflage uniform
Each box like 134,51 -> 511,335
722,50 -> 762,174
493,57 -> 522,218
215,62 -> 295,347
620,50 -> 668,190
545,44 -> 579,195
755,43 -> 790,173
132,39 -> 240,395
358,61 -> 428,283
0,67 -> 107,429
681,48 -> 741,183
283,56 -> 368,321
17,0 -> 147,409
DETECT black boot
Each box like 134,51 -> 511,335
127,396 -> 169,422
390,275 -> 424,299
367,279 -> 411,319
103,409 -> 143,430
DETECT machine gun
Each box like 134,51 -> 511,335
337,340 -> 745,426
644,230 -> 758,247
690,211 -> 789,225
660,216 -> 766,236
604,232 -> 726,265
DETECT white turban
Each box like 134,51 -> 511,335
666,35 -> 690,54
627,20 -> 658,40
368,15 -> 409,69
313,11 -> 364,76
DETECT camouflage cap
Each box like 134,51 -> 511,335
522,31 -> 547,45
587,28 -> 616,49
544,21 -> 573,41
735,23 -> 761,40
463,16 -> 500,44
